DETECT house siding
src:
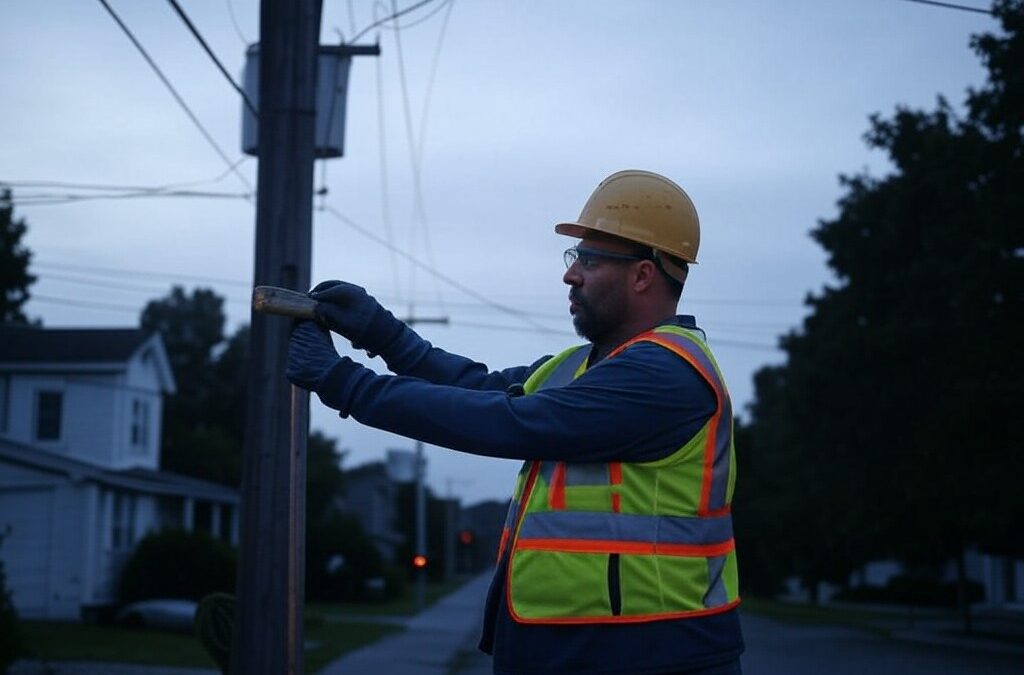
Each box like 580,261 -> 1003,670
4,373 -> 121,467
48,482 -> 87,618
80,483 -> 100,607
0,330 -> 235,620
66,374 -> 118,467
0,486 -> 54,618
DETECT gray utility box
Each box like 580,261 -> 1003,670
241,44 -> 354,158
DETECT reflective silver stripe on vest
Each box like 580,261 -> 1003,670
565,463 -> 609,486
652,329 -> 733,513
502,497 -> 517,530
518,511 -> 733,546
703,555 -> 729,607
536,345 -> 591,391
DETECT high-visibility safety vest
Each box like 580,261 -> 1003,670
498,324 -> 739,624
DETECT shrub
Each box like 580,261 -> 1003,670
0,533 -> 24,673
306,512 -> 403,603
119,529 -> 236,604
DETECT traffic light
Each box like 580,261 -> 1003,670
412,554 -> 428,569
458,529 -> 474,546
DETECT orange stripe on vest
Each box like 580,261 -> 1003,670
516,537 -> 735,558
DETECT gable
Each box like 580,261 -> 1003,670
0,327 -> 176,395
0,327 -> 150,363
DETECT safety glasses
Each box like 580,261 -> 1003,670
563,246 -> 649,271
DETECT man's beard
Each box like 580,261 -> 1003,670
570,288 -> 624,343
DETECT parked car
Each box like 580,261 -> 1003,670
115,599 -> 197,632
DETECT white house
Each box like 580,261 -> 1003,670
0,326 -> 239,620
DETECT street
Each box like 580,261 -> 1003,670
740,614 -> 1022,675
453,612 -> 1024,675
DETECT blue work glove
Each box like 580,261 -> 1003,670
286,321 -> 343,392
287,321 -> 371,415
310,280 -> 401,353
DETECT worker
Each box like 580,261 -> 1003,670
286,170 -> 744,674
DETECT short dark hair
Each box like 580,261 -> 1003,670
628,244 -> 686,299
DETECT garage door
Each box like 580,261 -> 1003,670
0,487 -> 52,617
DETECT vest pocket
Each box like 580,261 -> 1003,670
607,553 -> 622,616
509,549 -> 616,620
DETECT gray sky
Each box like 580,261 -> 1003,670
1,0 -> 997,504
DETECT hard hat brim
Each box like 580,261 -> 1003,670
555,221 -> 698,267
554,222 -> 590,239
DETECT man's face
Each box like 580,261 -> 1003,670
562,235 -> 638,343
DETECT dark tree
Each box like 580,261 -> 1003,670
306,431 -> 346,526
745,0 -> 1023,625
140,286 -> 240,484
0,188 -> 36,325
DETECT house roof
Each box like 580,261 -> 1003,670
0,437 -> 238,504
0,326 -> 152,363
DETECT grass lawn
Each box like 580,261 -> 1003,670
18,578 -> 471,672
20,616 -> 402,673
20,621 -> 217,669
741,597 -> 897,638
308,575 -> 471,617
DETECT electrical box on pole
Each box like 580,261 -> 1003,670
242,43 -> 380,158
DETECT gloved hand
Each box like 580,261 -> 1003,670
309,280 -> 390,349
287,321 -> 375,415
286,321 -> 343,392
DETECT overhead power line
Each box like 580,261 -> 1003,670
390,0 -> 446,314
318,204 -> 563,333
11,188 -> 250,206
224,0 -> 250,45
33,264 -> 793,339
94,0 -> 253,192
31,293 -> 147,314
380,0 -> 454,32
898,0 -> 994,15
33,260 -> 253,288
166,0 -> 259,116
2,160 -> 253,198
348,0 -> 443,44
29,289 -> 782,351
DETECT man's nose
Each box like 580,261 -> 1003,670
563,263 -> 582,286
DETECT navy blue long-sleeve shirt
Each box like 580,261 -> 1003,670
318,315 -> 744,674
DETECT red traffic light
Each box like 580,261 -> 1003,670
412,554 -> 428,568
458,529 -> 474,545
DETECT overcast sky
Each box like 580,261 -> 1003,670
1,0 -> 997,504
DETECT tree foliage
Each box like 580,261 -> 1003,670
743,0 -> 1024,602
0,533 -> 24,671
0,188 -> 36,325
140,287 -> 243,485
139,290 -> 347,511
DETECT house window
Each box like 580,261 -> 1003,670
131,398 -> 150,452
35,390 -> 63,441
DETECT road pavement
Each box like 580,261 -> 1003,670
450,606 -> 1024,675
11,576 -> 1023,675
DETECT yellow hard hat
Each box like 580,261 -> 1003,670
555,170 -> 700,274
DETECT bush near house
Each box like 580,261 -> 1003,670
119,529 -> 236,603
1,534 -> 24,673
306,512 -> 404,603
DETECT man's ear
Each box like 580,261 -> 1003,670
632,260 -> 658,293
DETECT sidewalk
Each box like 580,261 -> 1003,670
10,572 -> 495,675
320,570 -> 493,675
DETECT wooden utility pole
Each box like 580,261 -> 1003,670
233,1 -> 322,673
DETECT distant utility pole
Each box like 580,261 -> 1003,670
233,2 -> 322,674
403,315 -> 446,609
